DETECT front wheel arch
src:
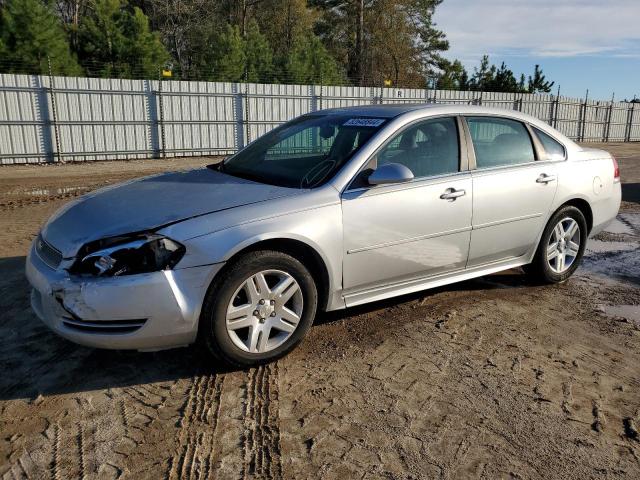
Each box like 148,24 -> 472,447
214,238 -> 331,313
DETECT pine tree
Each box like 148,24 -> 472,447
77,0 -> 169,78
436,59 -> 467,90
0,0 -> 81,75
470,55 -> 495,91
209,24 -> 246,81
312,0 -> 448,87
528,64 -> 554,93
285,35 -> 343,85
244,20 -> 274,83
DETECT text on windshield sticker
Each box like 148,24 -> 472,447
343,118 -> 386,127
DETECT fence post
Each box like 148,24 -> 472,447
579,90 -> 589,142
626,102 -> 636,142
47,57 -> 62,163
157,71 -> 166,158
553,95 -> 560,128
605,101 -> 613,142
603,93 -> 614,142
244,82 -> 250,146
144,79 -> 160,158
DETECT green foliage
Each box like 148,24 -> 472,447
205,24 -> 246,81
436,59 -> 467,90
284,35 -> 344,85
0,0 -> 556,90
244,20 -> 274,83
528,64 -> 555,93
77,0 -> 169,78
437,55 -> 555,94
0,0 -> 81,75
312,0 -> 448,87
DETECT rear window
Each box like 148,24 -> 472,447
467,117 -> 535,168
533,127 -> 566,161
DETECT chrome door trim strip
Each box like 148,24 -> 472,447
473,212 -> 543,230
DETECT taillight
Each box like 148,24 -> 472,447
612,156 -> 620,182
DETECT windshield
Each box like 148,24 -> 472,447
219,114 -> 387,188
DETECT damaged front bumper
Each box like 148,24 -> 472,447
25,239 -> 223,351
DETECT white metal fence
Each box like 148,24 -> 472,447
0,73 -> 638,165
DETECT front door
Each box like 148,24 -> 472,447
341,116 -> 473,301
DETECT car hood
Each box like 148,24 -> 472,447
41,168 -> 300,258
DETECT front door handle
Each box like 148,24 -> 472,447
440,188 -> 466,201
536,173 -> 556,184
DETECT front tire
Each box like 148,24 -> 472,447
526,205 -> 588,283
199,250 -> 317,367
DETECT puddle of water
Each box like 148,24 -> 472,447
11,186 -> 86,196
582,248 -> 640,285
603,304 -> 640,326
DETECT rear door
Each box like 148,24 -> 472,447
341,116 -> 473,298
465,116 -> 558,267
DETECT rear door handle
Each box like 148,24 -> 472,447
536,173 -> 556,184
440,188 -> 466,201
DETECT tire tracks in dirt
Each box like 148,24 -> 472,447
169,373 -> 225,480
241,363 -> 283,480
167,363 -> 284,480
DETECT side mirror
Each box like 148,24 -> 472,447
368,163 -> 414,185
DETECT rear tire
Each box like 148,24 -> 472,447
526,205 -> 587,284
199,250 -> 317,368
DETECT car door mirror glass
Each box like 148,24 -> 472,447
368,163 -> 414,185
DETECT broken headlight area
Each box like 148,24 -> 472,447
70,234 -> 185,277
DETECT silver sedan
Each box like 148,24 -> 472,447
26,105 -> 621,366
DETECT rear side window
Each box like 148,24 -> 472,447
467,117 -> 535,168
533,127 -> 566,160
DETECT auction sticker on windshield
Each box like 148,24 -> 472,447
343,118 -> 386,127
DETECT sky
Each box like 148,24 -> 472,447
433,0 -> 640,101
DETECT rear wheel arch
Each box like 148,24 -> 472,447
560,198 -> 593,234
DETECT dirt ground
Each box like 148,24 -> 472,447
0,144 -> 639,479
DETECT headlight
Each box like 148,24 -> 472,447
70,234 -> 185,277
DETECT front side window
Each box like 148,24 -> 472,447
533,127 -> 566,161
467,117 -> 535,168
220,114 -> 386,188
375,117 -> 460,178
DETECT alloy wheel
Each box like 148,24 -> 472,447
225,269 -> 303,353
546,217 -> 581,274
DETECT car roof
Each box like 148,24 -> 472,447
319,103 -> 530,120
318,103 -> 577,147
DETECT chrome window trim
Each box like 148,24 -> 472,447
530,125 -> 568,161
469,158 -> 567,177
343,113 -> 468,194
524,122 -> 545,160
462,115 -> 545,171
